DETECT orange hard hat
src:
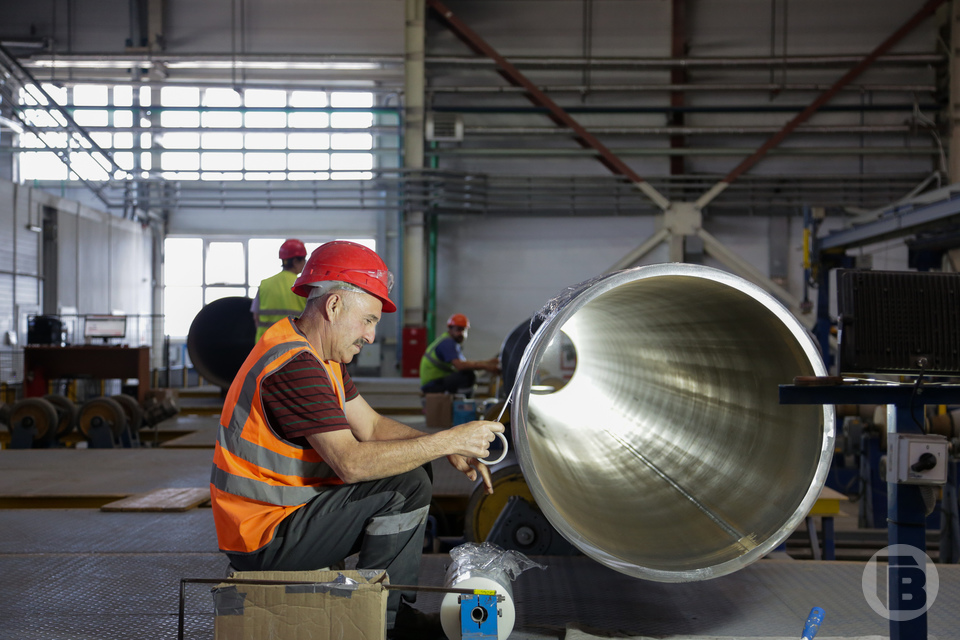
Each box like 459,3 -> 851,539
292,241 -> 397,313
279,239 -> 307,260
447,313 -> 470,328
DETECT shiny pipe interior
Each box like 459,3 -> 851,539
513,264 -> 833,582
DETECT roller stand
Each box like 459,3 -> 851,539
10,417 -> 53,449
8,398 -> 61,449
117,423 -> 139,448
487,495 -> 578,556
86,416 -> 116,449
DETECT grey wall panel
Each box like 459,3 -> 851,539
0,276 -> 13,338
109,223 -> 147,315
689,0 -> 935,57
428,0 -> 671,57
57,206 -> 80,312
0,181 -> 153,354
15,208 -> 40,278
436,215 -> 663,359
3,0 -> 405,54
168,0 -> 405,54
76,216 -> 110,314
0,182 -> 16,273
14,275 -> 40,307
2,0 -> 132,55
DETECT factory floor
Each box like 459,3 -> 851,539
2,507 -> 959,639
1,381 -> 958,639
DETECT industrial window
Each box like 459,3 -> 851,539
163,237 -> 376,339
16,83 -> 377,183
163,238 -> 204,338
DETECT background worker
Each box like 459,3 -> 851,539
251,238 -> 308,341
420,313 -> 501,396
211,241 -> 504,640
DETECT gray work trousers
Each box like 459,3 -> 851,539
225,466 -> 432,627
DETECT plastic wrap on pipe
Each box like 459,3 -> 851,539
511,264 -> 834,582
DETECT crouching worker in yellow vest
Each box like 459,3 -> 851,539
211,240 -> 504,640
251,238 -> 308,342
420,313 -> 501,397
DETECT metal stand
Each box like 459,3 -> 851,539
10,417 -> 57,449
781,382 -> 960,640
86,417 -> 116,449
10,419 -> 41,448
117,423 -> 139,448
486,495 -> 579,556
942,462 -> 960,564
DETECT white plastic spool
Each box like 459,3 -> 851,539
439,568 -> 515,640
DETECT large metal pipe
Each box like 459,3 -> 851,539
187,296 -> 256,390
512,264 -> 833,582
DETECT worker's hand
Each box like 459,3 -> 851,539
446,454 -> 495,494
446,420 -> 504,460
485,356 -> 502,375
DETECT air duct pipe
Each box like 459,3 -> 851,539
511,264 -> 834,582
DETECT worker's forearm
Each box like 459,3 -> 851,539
337,432 -> 449,483
454,359 -> 495,371
371,414 -> 426,442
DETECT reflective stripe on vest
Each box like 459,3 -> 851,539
423,348 -> 456,373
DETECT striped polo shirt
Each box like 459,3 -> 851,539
261,352 -> 359,446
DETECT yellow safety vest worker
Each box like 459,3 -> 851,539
210,317 -> 346,554
254,270 -> 306,341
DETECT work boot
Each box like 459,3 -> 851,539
388,601 -> 446,640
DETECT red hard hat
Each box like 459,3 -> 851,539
279,239 -> 307,260
292,241 -> 397,313
447,313 -> 470,328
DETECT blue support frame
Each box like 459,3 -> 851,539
781,383 -> 960,640
888,403 -> 929,640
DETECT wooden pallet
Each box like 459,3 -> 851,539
100,488 -> 210,512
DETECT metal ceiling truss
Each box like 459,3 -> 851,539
424,0 -> 947,312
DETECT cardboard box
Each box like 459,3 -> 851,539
423,393 -> 453,428
213,569 -> 389,640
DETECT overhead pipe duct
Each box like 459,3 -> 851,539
429,82 -> 937,94
463,125 -> 918,136
511,264 -> 833,581
18,52 -> 942,71
425,53 -> 943,69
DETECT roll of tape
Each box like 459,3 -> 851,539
479,432 -> 509,466
439,574 -> 515,640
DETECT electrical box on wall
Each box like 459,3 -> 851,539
886,433 -> 948,485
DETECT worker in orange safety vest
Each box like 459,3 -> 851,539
211,240 -> 504,639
